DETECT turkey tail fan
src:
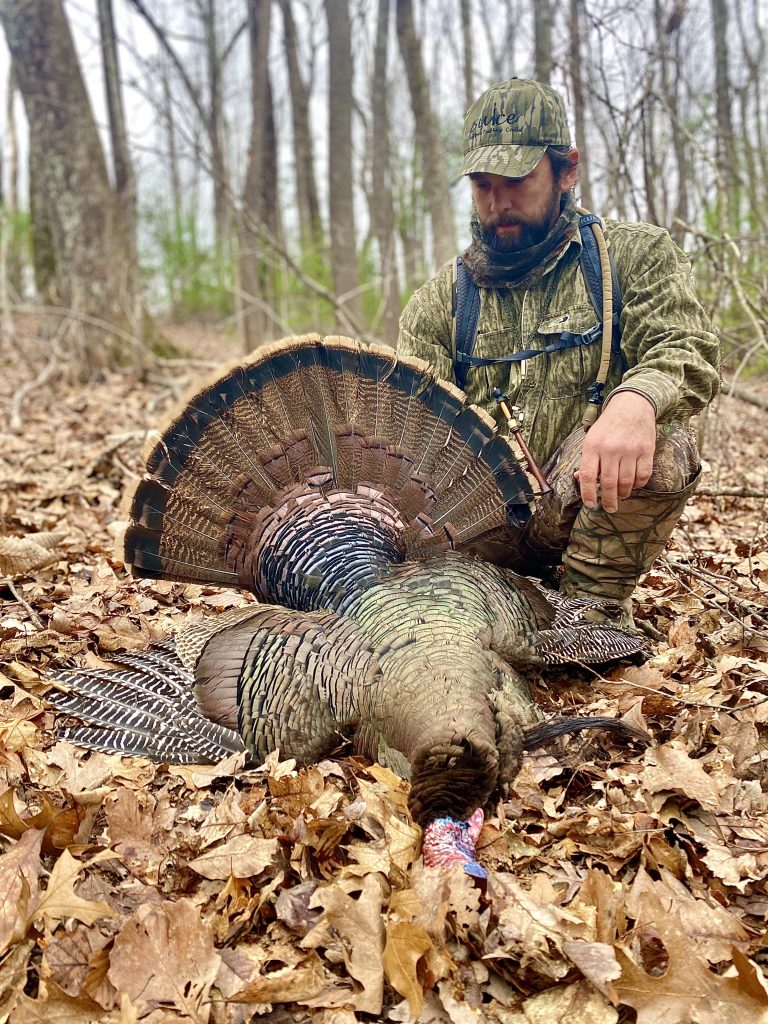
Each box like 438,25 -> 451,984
523,715 -> 650,751
48,652 -> 245,764
120,335 -> 536,595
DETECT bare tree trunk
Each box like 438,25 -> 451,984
4,64 -> 22,297
159,54 -> 184,314
460,0 -> 474,111
277,0 -> 323,253
533,0 -> 554,84
98,0 -> 137,248
370,0 -> 400,347
0,0 -> 141,373
325,0 -> 362,328
395,0 -> 456,269
710,0 -> 739,229
656,0 -> 690,243
568,0 -> 593,210
97,0 -> 142,344
200,0 -> 232,260
239,0 -> 273,351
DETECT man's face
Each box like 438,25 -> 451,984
469,155 -> 575,252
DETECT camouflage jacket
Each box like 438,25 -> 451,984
398,220 -> 720,466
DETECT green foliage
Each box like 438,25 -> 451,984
3,207 -> 32,298
141,200 -> 234,319
276,237 -> 336,335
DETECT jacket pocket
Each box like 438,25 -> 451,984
538,305 -> 601,399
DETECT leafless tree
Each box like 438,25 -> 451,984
568,0 -> 593,210
533,0 -> 555,85
0,0 -> 142,373
395,0 -> 456,269
239,0 -> 276,350
710,0 -> 739,229
369,0 -> 400,346
325,0 -> 362,328
277,0 -> 323,252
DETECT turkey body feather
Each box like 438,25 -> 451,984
49,336 -> 648,827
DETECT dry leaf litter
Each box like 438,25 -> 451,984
1,323 -> 767,1024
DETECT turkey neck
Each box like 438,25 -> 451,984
347,556 -> 523,825
240,484 -> 407,612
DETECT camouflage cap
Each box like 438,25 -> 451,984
462,78 -> 572,178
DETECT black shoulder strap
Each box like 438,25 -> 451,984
451,217 -> 626,388
452,256 -> 481,392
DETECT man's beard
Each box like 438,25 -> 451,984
478,185 -> 564,253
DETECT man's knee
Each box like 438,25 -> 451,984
644,422 -> 700,494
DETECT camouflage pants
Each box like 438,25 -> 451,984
486,422 -> 701,605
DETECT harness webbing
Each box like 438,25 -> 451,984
451,214 -> 625,398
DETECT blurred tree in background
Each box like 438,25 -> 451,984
0,0 -> 765,377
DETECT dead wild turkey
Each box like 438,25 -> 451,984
49,335 -> 647,875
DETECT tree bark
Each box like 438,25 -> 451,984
710,0 -> 739,229
533,0 -> 554,85
395,0 -> 456,269
460,0 -> 474,111
239,0 -> 274,351
98,0 -> 137,246
277,0 -> 323,253
97,0 -> 142,339
568,0 -> 593,211
370,0 -> 400,347
200,0 -> 232,259
325,0 -> 362,328
4,64 -> 22,297
0,0 -> 141,373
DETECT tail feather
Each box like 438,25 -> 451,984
122,336 -> 535,594
523,715 -> 650,751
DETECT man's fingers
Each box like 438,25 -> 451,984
599,462 -> 619,513
635,452 -> 654,489
578,450 -> 600,508
617,458 -> 637,500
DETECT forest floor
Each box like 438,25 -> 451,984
1,319 -> 767,1024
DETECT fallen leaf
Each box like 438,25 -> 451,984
613,906 -> 768,1024
107,898 -> 221,1019
302,872 -> 386,1014
521,980 -> 618,1023
34,849 -> 116,927
641,739 -> 722,810
8,980 -> 109,1024
562,941 -> 621,997
383,919 -> 432,1017
0,531 -> 66,575
188,833 -> 279,880
0,829 -> 41,955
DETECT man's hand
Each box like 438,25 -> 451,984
576,392 -> 656,513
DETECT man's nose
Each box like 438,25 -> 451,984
490,188 -> 512,215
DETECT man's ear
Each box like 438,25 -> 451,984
560,149 -> 580,193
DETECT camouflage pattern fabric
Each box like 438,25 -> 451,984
544,423 -> 700,602
469,423 -> 700,610
398,220 -> 720,470
398,219 -> 719,610
462,78 -> 571,179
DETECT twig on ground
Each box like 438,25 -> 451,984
2,579 -> 45,631
660,557 -> 768,640
697,485 -> 768,498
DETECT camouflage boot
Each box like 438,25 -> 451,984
558,422 -> 701,624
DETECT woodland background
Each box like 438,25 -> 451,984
0,1 -> 768,1023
